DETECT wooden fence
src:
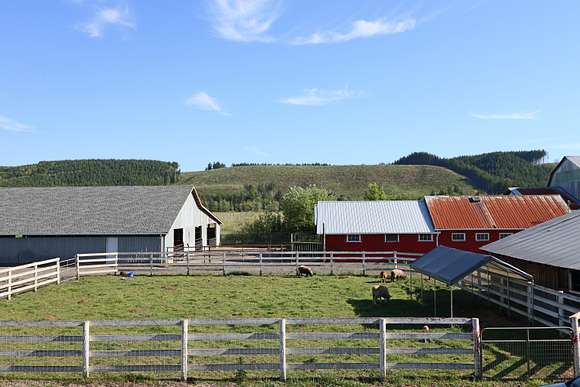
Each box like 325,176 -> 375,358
459,265 -> 580,327
0,317 -> 480,380
75,250 -> 421,277
0,258 -> 60,300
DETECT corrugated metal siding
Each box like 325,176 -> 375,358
425,195 -> 569,230
0,235 -> 163,265
483,211 -> 580,270
315,200 -> 435,235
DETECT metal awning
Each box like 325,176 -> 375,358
411,246 -> 532,286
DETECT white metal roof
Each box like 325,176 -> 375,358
315,200 -> 435,235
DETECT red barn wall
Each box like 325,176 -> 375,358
324,234 -> 436,254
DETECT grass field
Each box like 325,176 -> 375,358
214,211 -> 263,240
181,164 -> 476,200
0,274 -> 559,386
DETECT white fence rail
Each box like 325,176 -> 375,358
76,250 -> 422,277
0,317 -> 480,380
459,266 -> 580,327
0,258 -> 60,300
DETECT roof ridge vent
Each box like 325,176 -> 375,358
468,196 -> 481,203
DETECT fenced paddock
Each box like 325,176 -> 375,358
0,317 -> 480,381
76,250 -> 420,277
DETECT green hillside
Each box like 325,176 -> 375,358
0,159 -> 180,187
180,164 -> 476,211
394,150 -> 553,193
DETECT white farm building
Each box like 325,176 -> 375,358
0,185 -> 221,265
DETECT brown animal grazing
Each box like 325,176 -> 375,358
379,271 -> 389,283
390,269 -> 406,282
296,265 -> 314,277
372,285 -> 391,304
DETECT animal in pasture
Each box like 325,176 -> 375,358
423,325 -> 430,343
372,285 -> 391,304
296,265 -> 314,277
390,269 -> 406,282
379,271 -> 389,283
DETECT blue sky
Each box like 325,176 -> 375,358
1,0 -> 579,171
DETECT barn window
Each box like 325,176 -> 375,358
451,233 -> 466,242
346,234 -> 361,243
384,234 -> 399,243
418,234 -> 434,242
499,233 -> 513,239
476,233 -> 490,242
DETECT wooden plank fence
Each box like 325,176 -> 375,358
0,317 -> 480,381
75,250 -> 421,277
0,258 -> 60,300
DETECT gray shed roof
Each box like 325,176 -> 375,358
0,185 -> 209,236
482,211 -> 580,270
411,246 -> 532,285
315,200 -> 435,235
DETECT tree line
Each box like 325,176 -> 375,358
0,159 -> 180,187
393,150 -> 551,193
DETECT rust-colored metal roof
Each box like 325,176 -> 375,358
424,195 -> 570,230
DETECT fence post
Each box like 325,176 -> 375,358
82,320 -> 90,378
222,252 -> 226,276
295,251 -> 299,272
7,270 -> 12,301
527,282 -> 534,323
56,258 -> 61,285
149,253 -> 153,276
76,254 -> 80,280
279,318 -> 287,381
558,291 -> 565,326
259,253 -> 263,276
393,251 -> 398,269
472,318 -> 482,380
379,318 -> 387,380
330,252 -> 334,275
33,263 -> 38,292
186,250 -> 190,276
362,252 -> 366,276
181,319 -> 189,381
570,312 -> 580,377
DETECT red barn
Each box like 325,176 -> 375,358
424,195 -> 570,253
315,200 -> 437,254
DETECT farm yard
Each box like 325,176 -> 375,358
0,273 -> 569,386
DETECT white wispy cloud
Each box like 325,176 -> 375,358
280,88 -> 359,106
471,111 -> 539,120
79,5 -> 135,38
0,115 -> 33,132
292,18 -> 416,45
186,91 -> 230,115
207,0 -> 281,42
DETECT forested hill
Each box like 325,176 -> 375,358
0,160 -> 180,186
394,150 -> 553,193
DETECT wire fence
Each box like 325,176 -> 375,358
481,326 -> 574,381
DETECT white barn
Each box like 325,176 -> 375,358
549,156 -> 580,202
0,185 -> 221,265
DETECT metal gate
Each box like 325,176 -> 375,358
481,326 -> 574,381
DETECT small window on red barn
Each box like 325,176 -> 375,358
418,234 -> 434,242
499,233 -> 512,239
346,234 -> 361,242
385,234 -> 399,243
451,233 -> 466,242
476,233 -> 490,242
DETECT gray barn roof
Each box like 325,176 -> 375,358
0,185 -> 205,236
315,200 -> 435,235
411,246 -> 532,285
482,211 -> 580,270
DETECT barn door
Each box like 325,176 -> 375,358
106,237 -> 118,263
